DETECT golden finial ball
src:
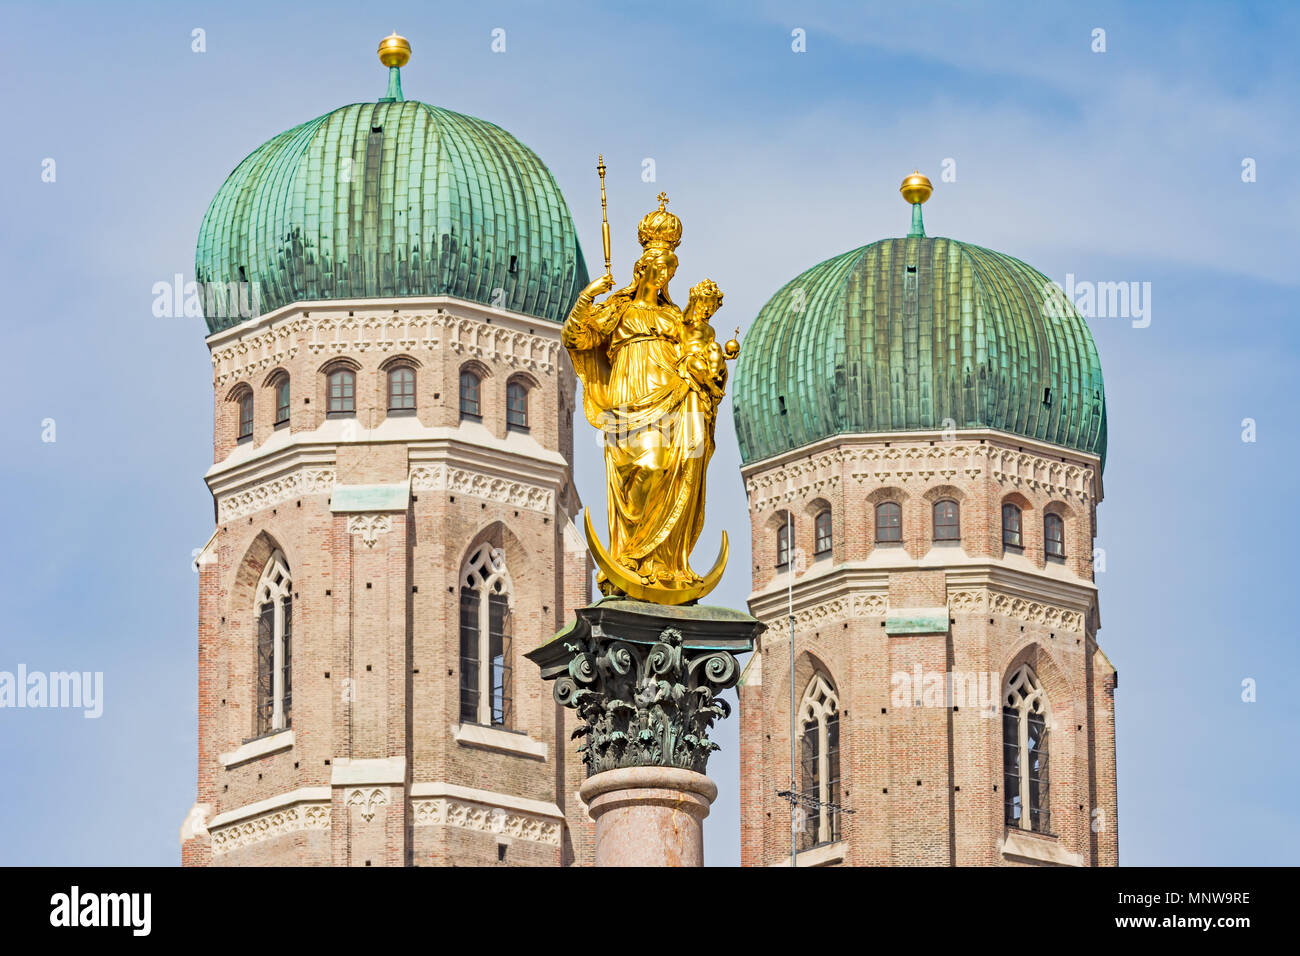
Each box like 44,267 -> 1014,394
378,33 -> 411,68
723,327 -> 741,360
900,170 -> 933,205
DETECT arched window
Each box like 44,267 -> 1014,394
1044,513 -> 1066,559
255,551 -> 292,736
506,380 -> 529,432
459,369 -> 482,421
387,366 -> 416,412
327,368 -> 355,414
459,544 -> 513,727
798,673 -> 841,850
273,375 -> 290,426
875,501 -> 902,543
933,499 -> 960,541
1002,503 -> 1023,551
1003,665 -> 1049,833
776,518 -> 791,568
236,390 -> 254,442
813,509 -> 832,557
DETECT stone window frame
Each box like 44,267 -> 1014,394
1002,664 -> 1050,835
254,550 -> 293,738
1043,508 -> 1067,561
380,355 -> 420,415
874,500 -> 903,544
1002,501 -> 1024,553
812,507 -> 833,558
459,543 -> 514,728
932,498 -> 960,541
229,384 -> 254,444
459,363 -> 486,422
264,369 -> 291,427
772,510 -> 793,569
320,358 -> 360,418
505,375 -> 532,433
798,672 -> 842,850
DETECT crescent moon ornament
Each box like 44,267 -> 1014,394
583,509 -> 727,606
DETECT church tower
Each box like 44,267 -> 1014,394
731,173 -> 1119,866
180,36 -> 596,866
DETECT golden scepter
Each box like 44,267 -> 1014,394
597,154 -> 612,277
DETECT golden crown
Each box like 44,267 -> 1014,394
636,192 -> 683,252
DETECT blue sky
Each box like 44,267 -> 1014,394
1,0 -> 1297,865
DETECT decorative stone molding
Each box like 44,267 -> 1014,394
217,467 -> 336,522
744,450 -> 846,512
209,801 -> 330,856
758,592 -> 886,633
948,588 -> 1085,631
346,787 -> 390,822
346,513 -> 393,548
411,796 -> 562,845
211,309 -> 561,388
744,440 -> 1096,512
528,600 -> 761,777
409,463 -> 553,513
989,592 -> 1085,631
948,589 -> 986,613
987,447 -> 1094,503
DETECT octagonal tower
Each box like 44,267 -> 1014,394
732,174 -> 1118,867
181,37 -> 595,867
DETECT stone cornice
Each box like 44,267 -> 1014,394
742,430 -> 1102,508
207,423 -> 574,523
208,297 -> 563,389
409,782 -> 563,845
207,787 -> 332,856
748,561 -> 1095,635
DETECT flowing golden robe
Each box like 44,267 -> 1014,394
564,294 -> 716,586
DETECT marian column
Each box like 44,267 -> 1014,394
527,184 -> 763,867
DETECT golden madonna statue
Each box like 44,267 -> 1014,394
563,190 -> 738,605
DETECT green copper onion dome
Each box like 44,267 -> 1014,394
196,35 -> 588,333
733,174 -> 1106,468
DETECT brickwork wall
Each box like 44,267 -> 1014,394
738,433 -> 1117,867
185,300 -> 591,866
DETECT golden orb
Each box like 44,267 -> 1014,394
900,170 -> 933,205
378,32 -> 411,69
723,327 -> 741,360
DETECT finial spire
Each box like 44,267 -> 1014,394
657,191 -> 669,210
377,33 -> 411,102
899,169 -> 933,238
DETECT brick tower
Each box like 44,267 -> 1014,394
730,173 -> 1119,867
179,37 -> 596,866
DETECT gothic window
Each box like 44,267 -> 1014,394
387,366 -> 416,412
506,380 -> 529,432
1002,503 -> 1023,551
273,375 -> 290,425
775,517 -> 791,568
328,368 -> 355,414
255,551 -> 292,737
875,501 -> 902,543
459,369 -> 482,421
1003,665 -> 1049,833
459,544 -> 513,727
236,390 -> 253,441
813,509 -> 832,557
798,673 -> 842,850
1044,512 -> 1066,559
933,499 -> 960,541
